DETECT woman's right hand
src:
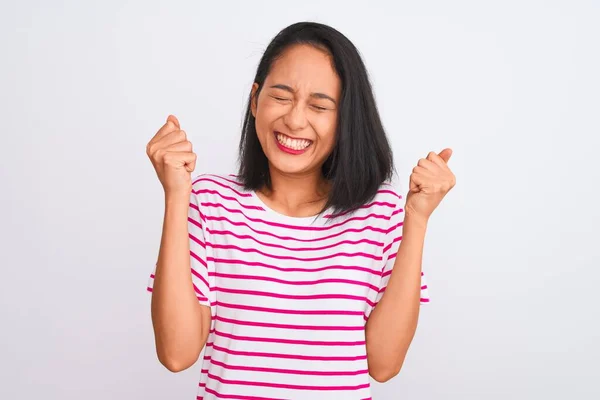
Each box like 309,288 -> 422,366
146,115 -> 197,195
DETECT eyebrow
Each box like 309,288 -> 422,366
270,84 -> 337,105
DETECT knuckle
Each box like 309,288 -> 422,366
154,148 -> 164,160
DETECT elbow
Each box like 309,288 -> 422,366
161,358 -> 193,373
370,366 -> 401,383
369,359 -> 404,383
157,350 -> 198,373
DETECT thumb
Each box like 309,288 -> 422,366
167,114 -> 180,130
438,148 -> 453,163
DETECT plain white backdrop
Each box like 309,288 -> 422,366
1,1 -> 598,399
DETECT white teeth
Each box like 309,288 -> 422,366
276,133 -> 311,150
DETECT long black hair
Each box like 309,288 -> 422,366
237,21 -> 395,217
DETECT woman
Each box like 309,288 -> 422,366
146,21 -> 455,400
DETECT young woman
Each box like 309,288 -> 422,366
146,21 -> 455,400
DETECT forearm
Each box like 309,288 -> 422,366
151,189 -> 209,371
365,214 -> 428,381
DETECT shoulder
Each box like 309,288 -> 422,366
191,172 -> 247,193
372,178 -> 405,212
190,173 -> 255,208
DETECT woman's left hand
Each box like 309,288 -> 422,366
405,148 -> 456,222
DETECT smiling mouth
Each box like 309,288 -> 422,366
274,131 -> 313,151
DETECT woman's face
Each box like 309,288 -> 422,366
252,44 -> 341,178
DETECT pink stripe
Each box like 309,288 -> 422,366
202,202 -> 393,231
213,287 -> 375,306
209,358 -> 368,376
324,201 -> 396,218
383,233 -> 402,253
214,301 -> 364,316
190,203 -> 208,223
188,211 -> 202,229
191,251 -> 208,269
383,221 -> 403,235
421,298 -> 430,302
191,266 -> 209,288
206,215 -> 392,242
213,315 -> 364,331
208,242 -> 382,261
203,387 -> 285,400
196,188 -> 264,211
192,282 -> 205,295
208,228 -> 383,251
207,372 -> 371,391
210,344 -> 367,361
203,174 -> 244,187
209,257 -> 381,277
210,272 -> 379,292
377,189 -> 402,199
214,330 -> 365,346
190,232 -> 206,248
193,177 -> 253,197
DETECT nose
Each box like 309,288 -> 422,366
283,102 -> 308,131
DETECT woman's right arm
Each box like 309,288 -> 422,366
151,190 -> 211,372
146,115 -> 211,372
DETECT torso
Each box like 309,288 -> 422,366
191,173 -> 403,399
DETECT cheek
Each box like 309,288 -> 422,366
315,115 -> 337,147
255,103 -> 282,134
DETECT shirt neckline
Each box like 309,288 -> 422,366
249,190 -> 333,225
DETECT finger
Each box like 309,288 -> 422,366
167,115 -> 180,129
186,153 -> 197,172
417,157 -> 439,172
163,151 -> 197,172
150,115 -> 182,145
409,177 -> 419,193
426,151 -> 449,169
409,173 -> 426,192
152,130 -> 188,150
412,165 -> 434,177
437,148 -> 452,164
164,140 -> 193,153
409,167 -> 429,192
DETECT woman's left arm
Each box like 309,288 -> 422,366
365,148 -> 456,382
365,213 -> 428,382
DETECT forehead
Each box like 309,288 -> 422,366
266,44 -> 340,95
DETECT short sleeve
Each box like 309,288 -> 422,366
146,189 -> 212,308
365,185 -> 430,319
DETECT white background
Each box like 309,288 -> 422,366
1,1 -> 598,399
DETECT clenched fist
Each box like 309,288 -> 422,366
146,115 -> 197,195
405,148 -> 456,222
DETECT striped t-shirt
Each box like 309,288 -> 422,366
147,173 -> 430,400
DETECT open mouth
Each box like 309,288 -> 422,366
274,131 -> 313,153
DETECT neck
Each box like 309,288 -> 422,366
258,167 -> 331,216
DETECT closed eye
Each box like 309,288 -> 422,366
312,105 -> 328,111
271,96 -> 290,102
